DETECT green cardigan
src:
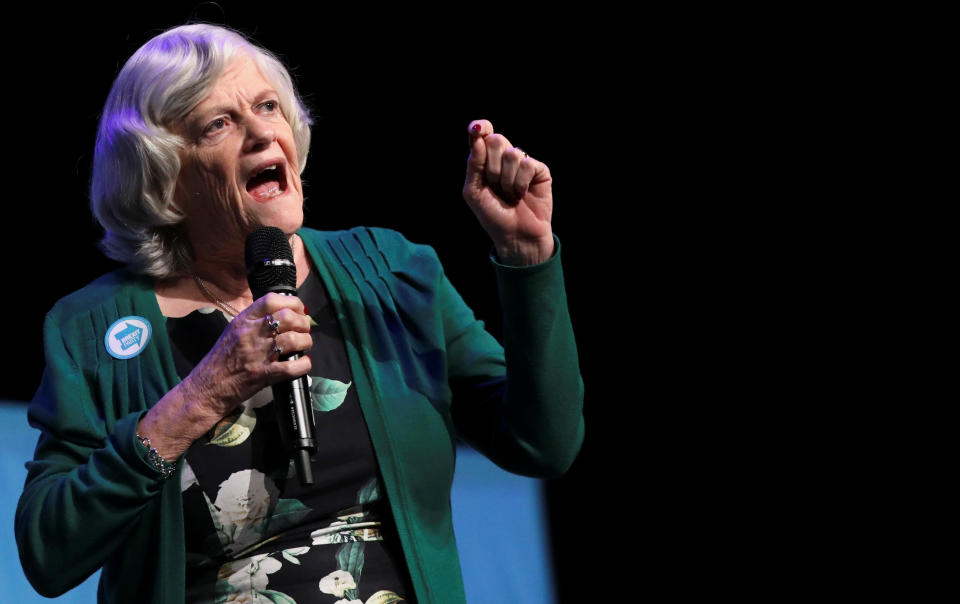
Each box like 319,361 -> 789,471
16,227 -> 584,603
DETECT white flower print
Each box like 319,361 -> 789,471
213,469 -> 279,551
319,570 -> 357,597
333,600 -> 362,604
281,546 -> 310,565
222,591 -> 274,603
223,553 -> 282,593
245,387 -> 275,410
337,510 -> 366,523
180,459 -> 198,492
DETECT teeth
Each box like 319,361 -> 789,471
256,185 -> 282,199
253,164 -> 279,178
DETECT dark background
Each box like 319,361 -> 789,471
4,4 -> 645,601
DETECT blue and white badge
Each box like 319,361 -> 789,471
104,316 -> 152,359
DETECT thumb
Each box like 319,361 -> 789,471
465,119 -> 491,191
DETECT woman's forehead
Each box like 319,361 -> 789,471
202,55 -> 275,105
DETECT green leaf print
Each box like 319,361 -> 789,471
259,589 -> 298,604
366,591 -> 405,604
212,578 -> 237,603
207,406 -> 258,447
265,498 -> 312,534
357,478 -> 379,506
309,377 -> 352,412
281,546 -> 309,565
336,542 -> 366,592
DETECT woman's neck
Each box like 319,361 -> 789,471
191,257 -> 253,309
156,232 -> 311,318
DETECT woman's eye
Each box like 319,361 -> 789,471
204,118 -> 226,134
261,100 -> 278,113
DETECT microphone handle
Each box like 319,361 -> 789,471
271,293 -> 317,486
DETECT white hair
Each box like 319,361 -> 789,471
90,23 -> 313,278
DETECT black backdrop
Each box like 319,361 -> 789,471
5,5 -> 641,600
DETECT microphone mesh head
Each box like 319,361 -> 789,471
245,227 -> 297,299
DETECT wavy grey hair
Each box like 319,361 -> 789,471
91,23 -> 313,279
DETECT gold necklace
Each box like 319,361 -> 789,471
193,275 -> 243,318
192,233 -> 300,318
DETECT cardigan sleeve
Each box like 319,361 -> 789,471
445,236 -> 585,478
15,309 -> 169,597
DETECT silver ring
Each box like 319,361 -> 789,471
265,315 -> 280,334
272,344 -> 283,356
515,147 -> 528,158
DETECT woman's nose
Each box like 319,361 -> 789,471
244,118 -> 277,152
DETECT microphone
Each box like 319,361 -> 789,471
245,227 -> 317,486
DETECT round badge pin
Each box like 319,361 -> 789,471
104,316 -> 152,359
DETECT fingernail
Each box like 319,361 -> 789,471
303,305 -> 309,315
471,124 -> 481,134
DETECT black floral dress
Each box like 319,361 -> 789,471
167,270 -> 415,604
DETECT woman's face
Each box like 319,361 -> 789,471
173,54 -> 303,258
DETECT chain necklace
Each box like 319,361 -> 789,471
193,275 -> 243,318
191,234 -> 300,319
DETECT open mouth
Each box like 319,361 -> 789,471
245,160 -> 288,201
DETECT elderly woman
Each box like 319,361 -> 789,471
16,23 -> 583,604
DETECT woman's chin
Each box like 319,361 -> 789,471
245,198 -> 304,235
